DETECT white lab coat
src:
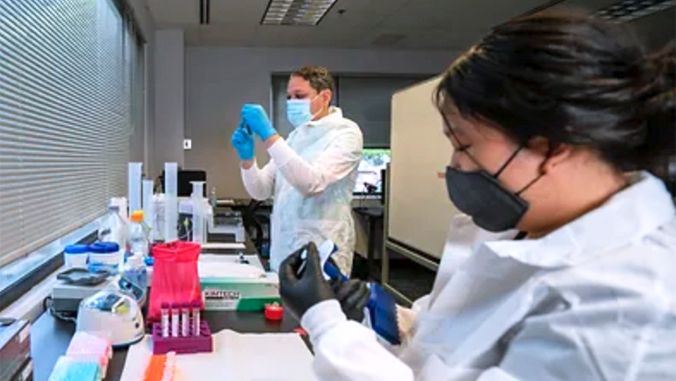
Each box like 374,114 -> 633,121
242,107 -> 363,274
301,171 -> 676,380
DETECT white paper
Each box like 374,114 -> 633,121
120,330 -> 317,381
201,242 -> 246,250
198,261 -> 266,279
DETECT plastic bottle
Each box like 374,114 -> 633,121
127,210 -> 149,257
121,253 -> 148,304
209,187 -> 217,209
98,205 -> 127,251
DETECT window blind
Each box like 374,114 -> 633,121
0,0 -> 140,267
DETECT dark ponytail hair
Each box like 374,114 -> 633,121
436,11 -> 676,194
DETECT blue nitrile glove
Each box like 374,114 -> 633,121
231,122 -> 254,161
241,104 -> 277,141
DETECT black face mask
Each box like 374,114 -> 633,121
445,147 -> 542,232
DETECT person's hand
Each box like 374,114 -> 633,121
330,278 -> 370,322
231,122 -> 254,161
241,104 -> 277,141
279,242 -> 335,320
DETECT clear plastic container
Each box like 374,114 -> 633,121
98,205 -> 127,251
127,210 -> 149,257
209,187 -> 217,209
121,253 -> 148,305
88,242 -> 121,273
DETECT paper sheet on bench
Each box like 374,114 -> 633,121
120,330 -> 317,381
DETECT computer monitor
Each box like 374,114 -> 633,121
354,148 -> 390,195
177,170 -> 207,197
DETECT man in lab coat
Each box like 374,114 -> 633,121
231,66 -> 363,274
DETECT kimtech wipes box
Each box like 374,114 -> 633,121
198,255 -> 281,311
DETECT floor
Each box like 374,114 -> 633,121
352,255 -> 436,304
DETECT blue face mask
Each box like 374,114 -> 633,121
286,98 -> 318,128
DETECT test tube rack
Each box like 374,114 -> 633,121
151,319 -> 213,355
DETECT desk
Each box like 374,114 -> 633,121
353,207 -> 384,280
31,309 -> 302,381
30,232 -> 302,381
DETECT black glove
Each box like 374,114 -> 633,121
330,278 -> 371,322
279,242 -> 335,321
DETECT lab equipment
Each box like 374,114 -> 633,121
190,181 -> 206,244
147,241 -> 213,354
57,269 -> 109,287
66,332 -> 112,374
127,210 -> 149,257
48,357 -> 100,381
161,304 -> 169,338
151,318 -> 212,355
0,319 -> 30,381
98,205 -> 127,257
191,301 -> 200,336
142,179 -> 155,242
51,274 -> 115,314
76,289 -> 144,348
241,104 -> 277,140
153,194 -> 165,242
308,239 -> 399,345
198,255 -> 280,311
148,241 -> 203,322
181,304 -> 189,337
170,305 -> 179,338
209,187 -> 217,209
164,163 -> 178,242
264,303 -> 283,321
121,254 -> 148,305
142,352 -> 176,381
88,242 -> 122,274
231,126 -> 255,161
63,245 -> 89,269
110,197 -> 129,221
128,163 -> 143,217
324,260 -> 400,345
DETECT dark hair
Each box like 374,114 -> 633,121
436,11 -> 675,194
291,66 -> 335,93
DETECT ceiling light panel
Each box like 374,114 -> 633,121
261,0 -> 338,26
594,0 -> 675,23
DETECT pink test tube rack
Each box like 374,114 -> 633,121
151,319 -> 213,355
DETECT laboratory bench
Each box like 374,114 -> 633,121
30,233 -> 306,381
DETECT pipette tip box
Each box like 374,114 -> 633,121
151,320 -> 212,355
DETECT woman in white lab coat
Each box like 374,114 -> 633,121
231,66 -> 363,274
277,12 -> 676,381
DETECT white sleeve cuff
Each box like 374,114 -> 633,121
301,300 -> 347,342
267,138 -> 296,168
241,161 -> 260,183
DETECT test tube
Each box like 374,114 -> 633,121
181,303 -> 190,337
128,163 -> 143,216
161,303 -> 169,338
171,304 -> 179,338
164,163 -> 178,241
192,301 -> 201,336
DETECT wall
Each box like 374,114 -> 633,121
184,47 -> 458,198
153,30 -> 186,174
127,0 -> 157,177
